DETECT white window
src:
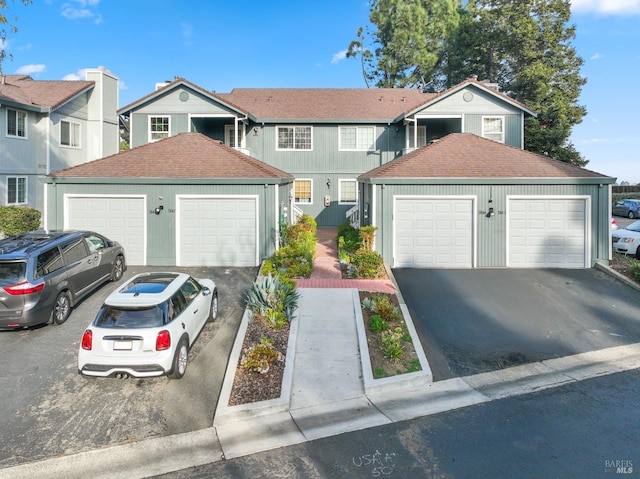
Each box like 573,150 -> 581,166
294,179 -> 313,204
407,125 -> 427,149
7,177 -> 27,205
61,120 -> 81,147
482,116 -> 504,143
149,116 -> 170,142
224,124 -> 245,148
7,109 -> 27,138
339,126 -> 375,151
277,126 -> 312,150
338,179 -> 358,205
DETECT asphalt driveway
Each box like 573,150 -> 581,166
392,268 -> 640,381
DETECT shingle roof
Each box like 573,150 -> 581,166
49,132 -> 293,179
0,75 -> 94,110
360,133 -> 610,180
216,88 -> 435,121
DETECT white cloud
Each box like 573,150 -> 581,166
61,0 -> 101,23
572,0 -> 640,15
63,69 -> 87,81
591,52 -> 605,60
332,49 -> 347,64
15,64 -> 46,75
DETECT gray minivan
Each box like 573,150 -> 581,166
0,231 -> 126,329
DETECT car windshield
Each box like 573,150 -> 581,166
0,261 -> 26,286
625,220 -> 640,232
94,304 -> 166,328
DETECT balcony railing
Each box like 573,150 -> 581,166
346,204 -> 360,229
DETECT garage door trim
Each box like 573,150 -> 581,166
506,195 -> 591,268
393,195 -> 477,268
176,194 -> 259,267
63,194 -> 148,266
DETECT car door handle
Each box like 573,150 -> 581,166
193,309 -> 198,314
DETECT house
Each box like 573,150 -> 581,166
0,67 -> 119,214
42,77 -> 615,268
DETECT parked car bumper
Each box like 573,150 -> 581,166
78,349 -> 174,378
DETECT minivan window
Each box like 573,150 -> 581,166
0,261 -> 26,286
61,240 -> 88,265
35,248 -> 64,278
85,234 -> 106,253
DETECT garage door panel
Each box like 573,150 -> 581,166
66,196 -> 146,266
179,197 -> 257,267
395,198 -> 473,268
508,198 -> 587,268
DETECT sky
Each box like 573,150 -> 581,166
3,0 -> 639,184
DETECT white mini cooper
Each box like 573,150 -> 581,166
78,272 -> 217,379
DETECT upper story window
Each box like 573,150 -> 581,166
7,109 -> 27,138
149,116 -> 170,142
338,179 -> 358,205
61,120 -> 81,148
407,125 -> 427,149
224,125 -> 245,148
294,179 -> 313,204
339,126 -> 375,151
482,116 -> 505,143
277,126 -> 312,151
7,176 -> 27,205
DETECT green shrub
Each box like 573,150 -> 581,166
240,336 -> 282,374
260,258 -> 278,276
630,258 -> 640,281
352,248 -> 385,278
370,314 -> 389,333
336,222 -> 361,261
0,206 -> 41,237
372,295 -> 400,322
359,225 -> 377,251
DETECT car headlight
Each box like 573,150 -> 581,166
619,238 -> 636,243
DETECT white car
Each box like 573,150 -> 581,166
612,220 -> 640,259
78,272 -> 218,379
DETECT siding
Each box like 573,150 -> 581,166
45,182 -> 283,265
368,183 -> 610,268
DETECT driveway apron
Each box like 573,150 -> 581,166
392,268 -> 640,380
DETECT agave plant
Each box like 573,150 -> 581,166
245,273 -> 301,323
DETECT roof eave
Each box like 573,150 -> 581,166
359,176 -> 615,185
41,176 -> 294,185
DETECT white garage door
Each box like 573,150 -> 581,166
178,196 -> 258,267
508,198 -> 588,268
394,197 -> 474,268
65,195 -> 146,265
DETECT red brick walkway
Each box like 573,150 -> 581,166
295,228 -> 397,294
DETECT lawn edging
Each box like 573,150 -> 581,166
353,289 -> 433,396
213,308 -> 299,426
595,261 -> 640,293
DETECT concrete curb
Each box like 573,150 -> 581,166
595,261 -> 640,293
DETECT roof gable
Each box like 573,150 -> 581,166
360,133 -> 609,180
48,132 -> 293,179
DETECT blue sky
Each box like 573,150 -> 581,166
4,0 -> 639,184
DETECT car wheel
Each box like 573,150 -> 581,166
111,255 -> 124,281
629,211 -> 635,219
208,291 -> 219,322
168,336 -> 189,379
636,246 -> 640,261
52,292 -> 71,325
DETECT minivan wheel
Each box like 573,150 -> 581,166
208,291 -> 219,322
168,337 -> 189,379
111,256 -> 124,281
52,292 -> 71,325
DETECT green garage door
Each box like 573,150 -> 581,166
178,196 -> 258,267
